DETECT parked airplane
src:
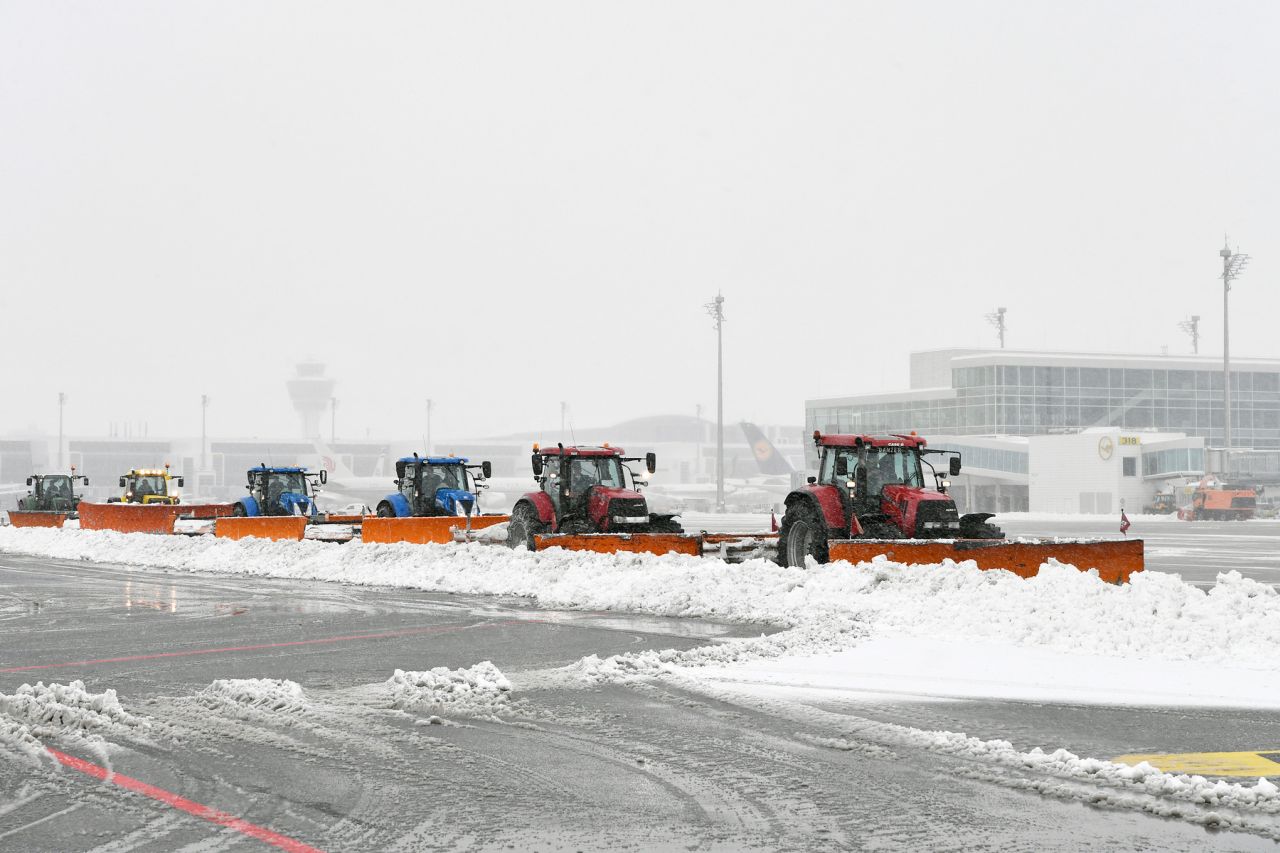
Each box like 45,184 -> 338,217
644,423 -> 801,513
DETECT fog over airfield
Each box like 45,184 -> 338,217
2,2 -> 1278,442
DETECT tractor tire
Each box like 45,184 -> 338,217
648,515 -> 683,534
507,503 -> 546,551
376,502 -> 396,518
231,503 -> 247,517
778,501 -> 829,568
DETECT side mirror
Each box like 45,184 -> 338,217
319,470 -> 328,485
25,477 -> 32,486
176,477 -> 185,487
481,461 -> 492,479
531,454 -> 543,476
645,452 -> 657,474
807,476 -> 817,484
949,457 -> 962,476
119,477 -> 126,488
82,478 -> 90,486
835,457 -> 848,477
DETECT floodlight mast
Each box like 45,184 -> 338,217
704,293 -> 726,512
1220,239 -> 1250,450
1178,315 -> 1201,354
985,307 -> 1007,349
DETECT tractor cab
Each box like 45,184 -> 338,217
376,454 -> 492,518
111,466 -> 183,505
233,465 -> 326,518
506,444 -> 681,549
18,471 -> 88,512
779,432 -> 1001,566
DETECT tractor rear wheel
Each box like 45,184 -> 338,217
376,502 -> 396,518
507,503 -> 546,551
778,502 -> 829,567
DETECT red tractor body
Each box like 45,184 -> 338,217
778,431 -> 1001,566
507,444 -> 681,549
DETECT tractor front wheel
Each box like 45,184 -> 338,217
507,503 -> 547,551
376,502 -> 396,518
778,502 -> 829,567
231,503 -> 247,517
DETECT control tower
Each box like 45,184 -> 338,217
286,361 -> 335,438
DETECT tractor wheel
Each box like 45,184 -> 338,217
778,502 -> 829,567
507,503 -> 546,551
648,515 -> 683,534
376,502 -> 396,518
231,503 -> 247,517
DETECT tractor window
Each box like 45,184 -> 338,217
421,464 -> 465,494
864,447 -> 923,493
819,448 -> 860,486
567,457 -> 623,493
400,464 -> 416,497
267,472 -> 306,496
43,477 -> 72,499
132,475 -> 167,497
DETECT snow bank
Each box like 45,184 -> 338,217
197,678 -> 312,719
385,662 -> 512,720
3,527 -> 1280,672
0,680 -> 152,766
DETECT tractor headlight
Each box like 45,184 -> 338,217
941,480 -> 951,489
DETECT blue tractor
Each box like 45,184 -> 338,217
232,464 -> 328,518
375,453 -> 492,518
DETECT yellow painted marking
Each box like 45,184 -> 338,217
1111,750 -> 1280,777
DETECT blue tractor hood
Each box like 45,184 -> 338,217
435,487 -> 477,517
278,491 -> 316,517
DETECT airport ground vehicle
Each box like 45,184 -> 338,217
231,465 -> 327,517
108,466 -> 183,505
506,444 -> 681,550
777,431 -> 1139,579
1179,478 -> 1257,521
17,471 -> 88,513
375,454 -> 493,518
1144,492 -> 1177,515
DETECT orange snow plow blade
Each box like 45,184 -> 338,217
79,503 -> 185,534
7,511 -> 71,528
362,515 -> 509,545
181,503 -> 237,520
535,533 -> 701,557
827,538 -> 1144,584
214,516 -> 309,541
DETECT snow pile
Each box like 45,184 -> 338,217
385,662 -> 513,720
0,680 -> 152,765
4,526 -> 1280,669
572,615 -> 863,683
197,678 -> 312,719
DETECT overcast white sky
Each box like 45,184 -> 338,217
3,1 -> 1278,442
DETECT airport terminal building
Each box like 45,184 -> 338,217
806,349 -> 1280,513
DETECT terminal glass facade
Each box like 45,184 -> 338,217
808,362 -> 1280,450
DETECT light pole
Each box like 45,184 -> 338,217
985,307 -> 1007,349
330,396 -> 338,444
704,294 -> 726,512
1178,315 -> 1201,354
201,394 -> 209,470
58,392 -> 66,469
426,398 -> 433,455
1220,240 -> 1250,450
695,403 -> 703,480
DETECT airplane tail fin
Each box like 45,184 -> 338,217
739,422 -> 794,476
309,441 -> 359,481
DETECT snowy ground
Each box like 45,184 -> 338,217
3,524 -> 1280,846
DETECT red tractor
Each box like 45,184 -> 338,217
778,432 -> 1003,567
506,444 -> 682,550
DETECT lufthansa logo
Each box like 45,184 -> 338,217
1098,436 -> 1114,460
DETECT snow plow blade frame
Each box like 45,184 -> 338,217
180,503 -> 237,520
79,503 -> 185,534
214,516 -> 309,541
827,538 -> 1144,584
362,515 -> 510,545
7,511 -> 72,528
535,533 -> 701,557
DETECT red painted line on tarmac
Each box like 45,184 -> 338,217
0,619 -> 533,674
45,747 -> 325,852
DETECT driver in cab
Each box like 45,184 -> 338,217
866,450 -> 903,497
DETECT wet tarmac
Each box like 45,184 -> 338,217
0,553 -> 1277,850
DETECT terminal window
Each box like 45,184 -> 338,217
1122,457 -> 1137,477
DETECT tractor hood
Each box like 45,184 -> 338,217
587,486 -> 649,530
278,491 -> 316,517
434,487 -> 478,517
